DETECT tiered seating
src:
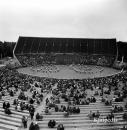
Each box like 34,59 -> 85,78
0,91 -> 39,130
0,96 -> 25,130
0,67 -> 127,130
33,90 -> 127,130
0,88 -> 126,130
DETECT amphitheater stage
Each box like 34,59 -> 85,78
17,65 -> 121,79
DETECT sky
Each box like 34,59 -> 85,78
0,0 -> 127,42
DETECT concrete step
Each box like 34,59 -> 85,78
0,111 -> 24,119
42,113 -> 124,119
0,114 -> 21,122
0,123 -> 18,130
0,108 -> 29,116
37,120 -> 127,128
0,118 -> 21,127
37,118 -> 125,125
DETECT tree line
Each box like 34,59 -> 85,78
0,41 -> 16,59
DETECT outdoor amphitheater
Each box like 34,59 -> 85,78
0,36 -> 127,130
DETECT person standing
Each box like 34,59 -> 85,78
22,116 -> 28,128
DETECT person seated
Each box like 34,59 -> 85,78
13,99 -> 19,105
64,111 -> 69,117
115,96 -> 123,102
95,110 -> 100,118
107,112 -> 114,120
91,96 -> 96,103
5,108 -> 12,115
76,107 -> 80,114
37,98 -> 40,105
68,106 -> 73,114
48,103 -> 55,108
45,107 -> 51,115
18,92 -> 26,100
3,102 -> 6,109
46,98 -> 49,105
36,113 -> 40,120
93,97 -> 96,103
113,105 -> 123,113
39,93 -> 43,101
55,98 -> 60,104
57,124 -> 64,130
28,104 -> 35,112
104,90 -> 110,94
1,90 -> 5,96
25,104 -> 29,110
62,105 -> 66,112
15,104 -> 21,111
88,111 -> 94,120
21,102 -> 26,110
101,97 -> 106,102
48,120 -> 56,128
36,113 -> 43,121
10,90 -> 14,96
84,99 -> 90,105
34,122 -> 40,130
55,105 -> 59,112
3,101 -> 10,109
123,113 -> 127,120
29,98 -> 34,104
105,100 -> 112,106
29,122 -> 35,130
117,105 -> 122,112
94,91 -> 99,96
100,92 -> 103,96
6,102 -> 10,109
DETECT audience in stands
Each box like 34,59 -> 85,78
112,105 -> 124,113
88,110 -> 100,120
0,66 -> 127,129
16,54 -> 115,67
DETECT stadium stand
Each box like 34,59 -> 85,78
14,37 -> 117,66
0,36 -> 127,130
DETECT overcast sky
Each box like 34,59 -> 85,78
0,0 -> 127,42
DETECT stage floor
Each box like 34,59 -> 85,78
17,65 -> 121,79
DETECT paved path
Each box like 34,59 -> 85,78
34,93 -> 52,118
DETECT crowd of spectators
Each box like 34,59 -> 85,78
16,54 -> 115,67
17,54 -> 56,67
0,65 -> 127,129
